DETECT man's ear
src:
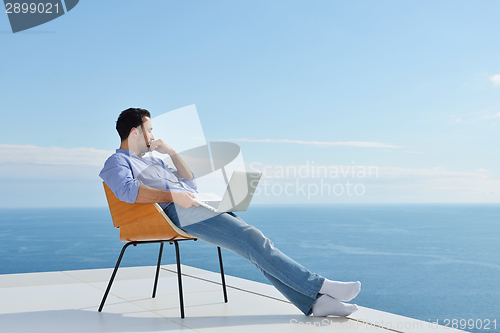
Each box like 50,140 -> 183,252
129,127 -> 138,137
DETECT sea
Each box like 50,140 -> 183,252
0,204 -> 499,333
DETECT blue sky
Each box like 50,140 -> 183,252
1,0 -> 499,207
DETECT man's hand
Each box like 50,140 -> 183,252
171,191 -> 200,209
148,139 -> 193,179
135,185 -> 199,208
149,139 -> 175,156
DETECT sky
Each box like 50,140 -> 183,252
0,0 -> 499,207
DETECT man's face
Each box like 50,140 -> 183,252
137,117 -> 155,153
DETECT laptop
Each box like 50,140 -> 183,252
195,171 -> 262,213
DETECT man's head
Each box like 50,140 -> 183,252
116,108 -> 155,155
116,108 -> 151,142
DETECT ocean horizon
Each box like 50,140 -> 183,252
1,203 -> 499,333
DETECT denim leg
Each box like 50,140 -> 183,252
164,204 -> 324,315
260,269 -> 322,316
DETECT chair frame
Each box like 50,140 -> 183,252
98,239 -> 228,318
98,183 -> 228,318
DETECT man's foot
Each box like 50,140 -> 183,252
312,294 -> 358,317
319,279 -> 361,302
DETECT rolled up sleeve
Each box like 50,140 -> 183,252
160,159 -> 198,192
99,154 -> 140,203
173,170 -> 198,192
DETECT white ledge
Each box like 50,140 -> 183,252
0,265 -> 470,333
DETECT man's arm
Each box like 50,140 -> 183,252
169,152 -> 193,179
149,139 -> 193,179
100,152 -> 198,209
136,184 -> 199,209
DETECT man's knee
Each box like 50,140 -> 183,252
241,225 -> 275,249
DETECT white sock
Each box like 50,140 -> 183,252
312,295 -> 358,317
319,279 -> 361,302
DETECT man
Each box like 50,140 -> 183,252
100,108 -> 361,317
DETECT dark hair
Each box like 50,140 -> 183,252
116,108 -> 151,141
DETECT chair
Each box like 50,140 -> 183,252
98,183 -> 228,318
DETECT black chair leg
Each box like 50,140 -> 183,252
173,241 -> 185,318
217,246 -> 228,303
98,241 -> 135,312
99,239 -> 220,319
152,242 -> 164,298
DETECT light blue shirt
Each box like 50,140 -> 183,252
99,149 -> 197,210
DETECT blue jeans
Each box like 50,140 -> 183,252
164,204 -> 325,316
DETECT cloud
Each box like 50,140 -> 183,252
376,166 -> 490,179
483,112 -> 500,119
0,144 -> 113,166
247,162 -> 500,202
249,162 -> 491,180
218,138 -> 402,149
490,74 -> 500,87
402,151 -> 423,154
447,108 -> 500,124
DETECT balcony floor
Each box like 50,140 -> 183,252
0,264 -> 468,333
